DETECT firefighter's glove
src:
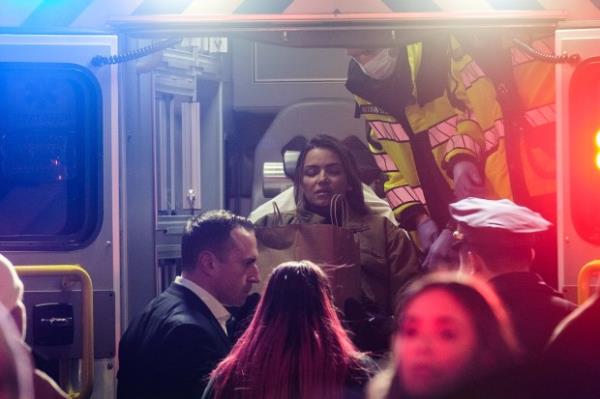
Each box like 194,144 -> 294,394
452,160 -> 486,200
416,216 -> 439,253
422,228 -> 459,271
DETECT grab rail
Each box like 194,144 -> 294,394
15,265 -> 94,399
577,260 -> 600,304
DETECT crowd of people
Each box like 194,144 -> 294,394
0,34 -> 595,399
0,150 -> 599,398
112,133 -> 592,398
112,185 -> 593,398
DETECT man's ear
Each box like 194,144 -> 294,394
196,251 -> 218,276
468,250 -> 487,275
459,249 -> 485,275
459,248 -> 474,275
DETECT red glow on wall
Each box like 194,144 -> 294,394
596,130 -> 600,170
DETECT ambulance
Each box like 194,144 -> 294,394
0,1 -> 599,397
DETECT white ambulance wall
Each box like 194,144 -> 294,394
232,39 -> 352,111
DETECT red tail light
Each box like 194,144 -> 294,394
569,57 -> 600,244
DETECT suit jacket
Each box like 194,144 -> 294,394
490,272 -> 576,357
117,283 -> 232,399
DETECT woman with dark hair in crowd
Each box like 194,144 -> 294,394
203,261 -> 377,399
254,134 -> 420,353
368,272 -> 522,399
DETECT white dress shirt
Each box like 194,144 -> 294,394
174,276 -> 230,335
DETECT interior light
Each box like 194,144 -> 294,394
596,153 -> 600,170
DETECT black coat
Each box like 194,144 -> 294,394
490,272 -> 576,357
117,283 -> 232,399
535,294 -> 600,399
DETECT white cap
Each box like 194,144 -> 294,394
0,254 -> 24,311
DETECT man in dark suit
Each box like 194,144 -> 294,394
449,198 -> 575,359
117,210 -> 260,399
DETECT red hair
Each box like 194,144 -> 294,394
210,261 -> 365,399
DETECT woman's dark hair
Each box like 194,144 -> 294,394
210,261 -> 366,399
293,135 -> 368,215
387,272 -> 521,399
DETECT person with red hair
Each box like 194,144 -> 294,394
203,260 -> 377,399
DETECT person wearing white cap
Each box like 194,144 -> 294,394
449,197 -> 576,358
0,253 -> 68,399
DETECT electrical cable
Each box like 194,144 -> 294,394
90,38 -> 182,67
512,37 -> 580,64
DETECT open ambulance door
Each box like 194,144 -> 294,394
0,34 -> 119,398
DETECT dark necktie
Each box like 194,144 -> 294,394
225,315 -> 236,339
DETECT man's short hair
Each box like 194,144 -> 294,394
463,242 -> 533,273
181,210 -> 254,272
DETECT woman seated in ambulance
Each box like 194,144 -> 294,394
253,134 -> 421,353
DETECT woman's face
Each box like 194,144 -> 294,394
394,289 -> 477,398
301,147 -> 349,209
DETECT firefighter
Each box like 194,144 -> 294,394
457,31 -> 558,285
345,34 -> 512,269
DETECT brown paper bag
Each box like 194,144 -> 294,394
255,223 -> 362,310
